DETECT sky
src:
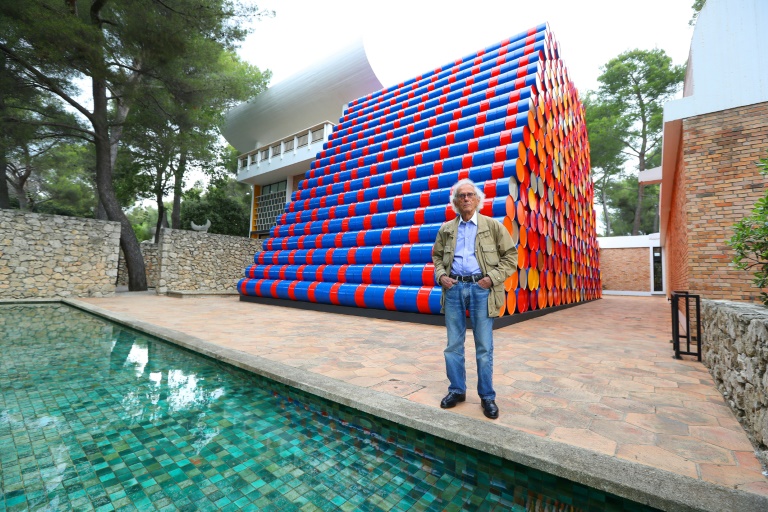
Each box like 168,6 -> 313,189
238,0 -> 696,96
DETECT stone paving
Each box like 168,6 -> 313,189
79,293 -> 768,499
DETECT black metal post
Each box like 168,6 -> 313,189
670,291 -> 701,360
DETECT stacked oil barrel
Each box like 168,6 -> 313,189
238,23 -> 602,316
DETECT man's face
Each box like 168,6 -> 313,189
454,184 -> 480,219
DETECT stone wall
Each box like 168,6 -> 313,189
117,242 -> 159,287
677,102 -> 768,302
599,247 -> 650,292
702,299 -> 768,464
0,210 -> 120,298
156,228 -> 262,294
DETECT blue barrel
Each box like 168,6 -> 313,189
339,232 -> 355,247
399,264 -> 424,286
371,265 -> 391,284
322,265 -> 338,282
337,283 -> 358,307
428,287 -> 442,313
362,284 -> 388,309
388,227 -> 409,244
355,247 -> 374,264
257,280 -> 273,297
345,265 -> 364,283
420,224 -> 441,242
409,245 -> 434,263
348,216 -> 365,231
364,229 -> 383,246
380,247 -> 401,264
293,281 -> 311,302
396,210 -> 416,225
275,280 -> 291,300
424,206 -> 446,223
332,248 -> 350,265
371,212 -> 389,229
394,287 -> 419,313
310,250 -> 326,265
313,282 -> 334,304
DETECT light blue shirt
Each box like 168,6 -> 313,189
451,212 -> 481,276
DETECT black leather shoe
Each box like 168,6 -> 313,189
440,392 -> 466,409
481,399 -> 499,419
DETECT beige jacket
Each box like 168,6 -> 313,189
432,213 -> 518,317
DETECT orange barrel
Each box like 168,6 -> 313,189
507,288 -> 517,314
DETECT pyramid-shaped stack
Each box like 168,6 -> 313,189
238,23 -> 601,316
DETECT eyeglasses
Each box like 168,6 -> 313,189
457,192 -> 476,199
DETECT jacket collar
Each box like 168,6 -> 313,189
448,211 -> 489,233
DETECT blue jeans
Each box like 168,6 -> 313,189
443,281 -> 495,400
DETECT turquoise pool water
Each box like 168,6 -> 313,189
0,304 -> 658,511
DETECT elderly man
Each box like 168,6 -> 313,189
432,179 -> 517,419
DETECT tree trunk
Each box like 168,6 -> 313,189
601,184 -> 611,236
10,180 -> 26,210
0,153 -> 10,209
632,183 -> 644,236
154,162 -> 166,244
92,76 -> 147,291
154,202 -> 165,244
171,148 -> 186,229
95,200 -> 108,220
0,52 -> 9,209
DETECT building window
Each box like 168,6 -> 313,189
653,248 -> 663,292
311,127 -> 324,143
255,180 -> 288,234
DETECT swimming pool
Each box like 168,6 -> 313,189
0,304 -> 657,511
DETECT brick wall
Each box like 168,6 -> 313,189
599,248 -> 651,292
666,135 -> 690,294
681,101 -> 768,302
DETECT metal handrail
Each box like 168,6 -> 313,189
670,291 -> 702,361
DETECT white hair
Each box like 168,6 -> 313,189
449,178 -> 485,214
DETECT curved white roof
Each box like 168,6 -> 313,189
222,40 -> 383,154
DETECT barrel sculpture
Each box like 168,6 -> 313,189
238,23 -> 602,316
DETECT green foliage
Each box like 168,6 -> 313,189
180,178 -> 251,237
1,0 -> 272,288
596,49 -> 685,161
729,154 -> 768,305
584,92 -> 626,235
603,178 -> 660,236
126,205 -> 160,243
690,0 -> 706,26
587,49 -> 684,235
33,143 -> 97,217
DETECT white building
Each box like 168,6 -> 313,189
222,41 -> 382,237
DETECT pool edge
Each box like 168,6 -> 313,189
60,298 -> 767,512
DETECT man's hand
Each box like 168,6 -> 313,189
439,275 -> 457,289
478,276 -> 493,289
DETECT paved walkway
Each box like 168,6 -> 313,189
79,293 -> 768,499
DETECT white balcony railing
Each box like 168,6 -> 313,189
237,121 -> 335,175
